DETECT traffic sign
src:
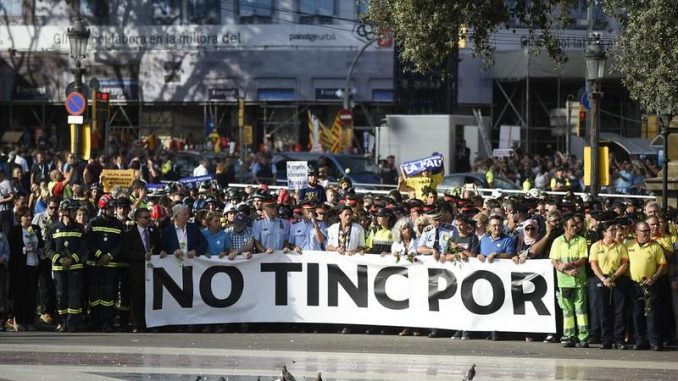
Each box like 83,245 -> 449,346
580,92 -> 591,111
339,108 -> 353,124
65,92 -> 87,116
67,115 -> 84,124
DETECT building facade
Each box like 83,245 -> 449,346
0,0 -> 394,153
0,0 -> 645,158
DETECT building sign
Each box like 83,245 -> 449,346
315,88 -> 340,101
208,88 -> 238,101
99,78 -> 139,101
0,25 -> 392,52
12,83 -> 48,100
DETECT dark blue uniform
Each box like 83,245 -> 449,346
45,220 -> 88,331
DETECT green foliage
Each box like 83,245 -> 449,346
367,0 -> 678,113
605,0 -> 678,114
365,0 -> 577,75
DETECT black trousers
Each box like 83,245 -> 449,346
38,257 -> 56,316
595,276 -> 629,345
631,282 -> 660,346
129,262 -> 146,329
53,269 -> 84,328
100,267 -> 131,326
11,265 -> 39,325
86,266 -> 103,324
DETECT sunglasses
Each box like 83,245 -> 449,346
524,227 -> 535,231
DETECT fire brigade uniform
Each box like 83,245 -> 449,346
45,202 -> 88,332
86,213 -> 125,330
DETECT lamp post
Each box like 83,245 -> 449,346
660,113 -> 671,211
584,36 -> 607,198
67,15 -> 90,160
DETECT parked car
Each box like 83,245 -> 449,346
439,172 -> 521,190
272,152 -> 381,186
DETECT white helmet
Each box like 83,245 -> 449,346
491,189 -> 504,199
527,188 -> 541,199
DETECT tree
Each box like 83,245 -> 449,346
367,0 -> 678,114
365,0 -> 577,75
605,0 -> 678,114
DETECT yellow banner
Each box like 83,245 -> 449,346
100,169 -> 136,193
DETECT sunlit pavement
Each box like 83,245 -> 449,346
0,332 -> 676,380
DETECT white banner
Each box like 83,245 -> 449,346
145,252 -> 556,332
286,161 -> 308,190
0,25 -> 388,52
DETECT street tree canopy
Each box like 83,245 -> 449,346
365,0 -> 576,74
367,0 -> 678,114
604,0 -> 678,114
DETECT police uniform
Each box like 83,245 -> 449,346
45,205 -> 88,332
252,215 -> 290,251
86,213 -> 125,331
418,225 -> 454,252
288,219 -> 323,251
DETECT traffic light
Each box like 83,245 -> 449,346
93,91 -> 110,121
578,107 -> 586,137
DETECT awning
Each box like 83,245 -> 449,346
492,50 -> 623,80
1,131 -> 24,144
600,132 -> 659,156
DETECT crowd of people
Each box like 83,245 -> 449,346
473,151 -> 659,195
0,146 -> 675,353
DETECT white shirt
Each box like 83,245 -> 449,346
14,155 -> 29,174
0,179 -> 13,211
391,239 -> 418,255
326,222 -> 366,251
193,165 -> 208,177
137,225 -> 150,252
175,223 -> 188,254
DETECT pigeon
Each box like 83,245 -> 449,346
218,377 -> 225,381
463,364 -> 476,381
315,372 -> 323,381
282,365 -> 296,381
195,377 -> 201,381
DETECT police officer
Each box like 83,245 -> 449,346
252,196 -> 289,252
417,208 -> 455,259
287,201 -> 324,253
45,199 -> 88,332
86,195 -> 125,332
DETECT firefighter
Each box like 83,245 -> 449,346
86,194 -> 124,332
45,199 -> 88,332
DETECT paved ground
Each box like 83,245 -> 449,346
0,331 -> 676,380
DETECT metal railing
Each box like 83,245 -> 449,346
229,183 -> 656,201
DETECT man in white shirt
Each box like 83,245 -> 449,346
326,206 -> 366,255
192,158 -> 209,177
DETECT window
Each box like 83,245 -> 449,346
150,0 -> 220,25
187,0 -> 220,24
0,0 -> 23,17
81,0 -> 110,23
299,0 -> 334,24
239,0 -> 273,24
355,0 -> 368,18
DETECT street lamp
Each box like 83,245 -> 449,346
67,15 -> 90,159
659,113 -> 672,211
584,36 -> 607,198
